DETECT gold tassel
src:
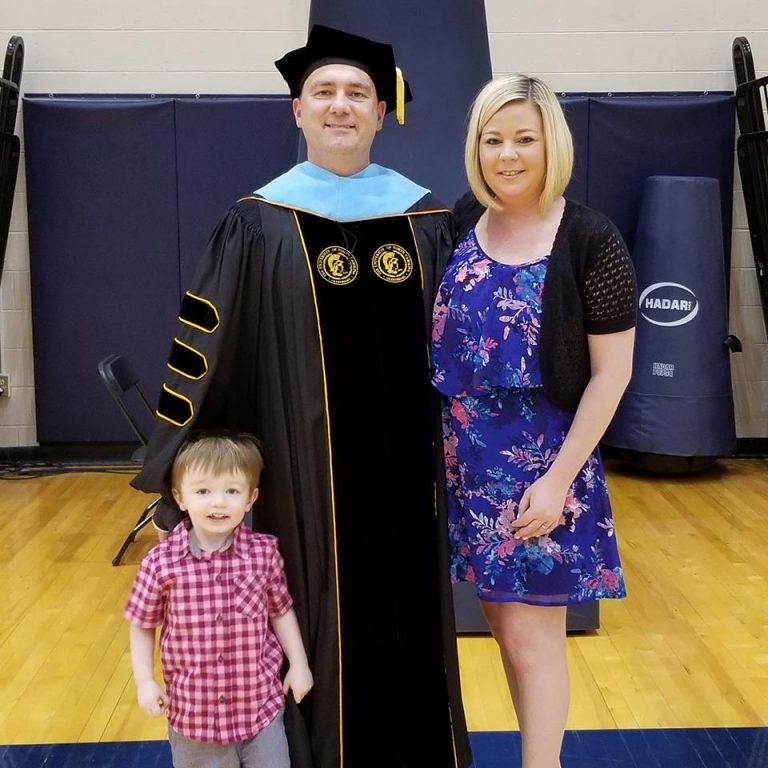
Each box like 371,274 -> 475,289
395,67 -> 405,125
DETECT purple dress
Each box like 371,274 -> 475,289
431,229 -> 626,606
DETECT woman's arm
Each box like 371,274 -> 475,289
511,328 -> 635,539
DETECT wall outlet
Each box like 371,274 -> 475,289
0,373 -> 9,398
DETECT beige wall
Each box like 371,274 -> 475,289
1,1 -> 767,445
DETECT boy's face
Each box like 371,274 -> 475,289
172,467 -> 258,548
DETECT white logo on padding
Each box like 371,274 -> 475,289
639,282 -> 699,327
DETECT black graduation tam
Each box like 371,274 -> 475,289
275,24 -> 413,124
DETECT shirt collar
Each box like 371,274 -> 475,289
167,523 -> 250,561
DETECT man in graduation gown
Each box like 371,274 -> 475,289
132,24 -> 472,768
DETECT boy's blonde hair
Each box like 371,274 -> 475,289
464,73 -> 574,213
171,431 -> 265,491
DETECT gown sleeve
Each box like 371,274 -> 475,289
131,201 -> 265,508
408,194 -> 453,327
452,189 -> 484,243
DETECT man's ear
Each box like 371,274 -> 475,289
376,100 -> 386,130
292,97 -> 303,128
171,487 -> 186,511
249,487 -> 260,507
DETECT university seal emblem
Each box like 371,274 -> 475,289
317,246 -> 358,285
372,244 -> 413,284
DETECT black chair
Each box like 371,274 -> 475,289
0,131 -> 19,282
0,36 -> 23,287
732,37 -> 768,334
737,128 -> 768,334
0,36 -> 24,135
733,37 -> 763,133
97,353 -> 160,565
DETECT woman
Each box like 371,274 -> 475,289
432,74 -> 636,767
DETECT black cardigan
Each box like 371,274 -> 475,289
453,192 -> 637,412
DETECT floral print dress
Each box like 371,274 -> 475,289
431,229 -> 626,606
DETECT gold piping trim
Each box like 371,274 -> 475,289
156,384 -> 194,428
237,195 -> 449,221
293,210 -> 344,766
179,291 -> 220,334
406,216 -> 426,293
168,337 -> 208,381
410,215 -> 460,767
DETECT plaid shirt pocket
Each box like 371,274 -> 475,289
233,572 -> 269,622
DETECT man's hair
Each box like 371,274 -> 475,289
171,430 -> 265,491
464,73 -> 574,213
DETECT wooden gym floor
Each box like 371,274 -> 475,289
0,458 -> 766,764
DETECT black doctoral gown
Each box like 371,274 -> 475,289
132,192 -> 473,768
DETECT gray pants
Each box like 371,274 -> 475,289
169,708 -> 289,768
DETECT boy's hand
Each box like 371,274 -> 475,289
283,664 -> 314,704
137,679 -> 169,717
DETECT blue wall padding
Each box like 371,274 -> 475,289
175,97 -> 298,286
560,96 -> 590,204
23,93 -> 735,443
307,0 -> 492,207
24,95 -> 299,442
24,98 -> 180,443
586,95 -> 735,260
605,176 -> 736,456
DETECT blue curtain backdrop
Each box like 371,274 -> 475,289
305,1 -> 492,207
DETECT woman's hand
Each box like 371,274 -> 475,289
510,330 -> 635,543
510,473 -> 570,540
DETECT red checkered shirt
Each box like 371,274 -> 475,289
124,523 -> 293,744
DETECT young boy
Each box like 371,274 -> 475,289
124,431 -> 313,767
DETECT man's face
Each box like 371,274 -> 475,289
293,63 -> 386,172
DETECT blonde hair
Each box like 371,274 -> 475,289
171,431 -> 265,491
464,74 -> 573,213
